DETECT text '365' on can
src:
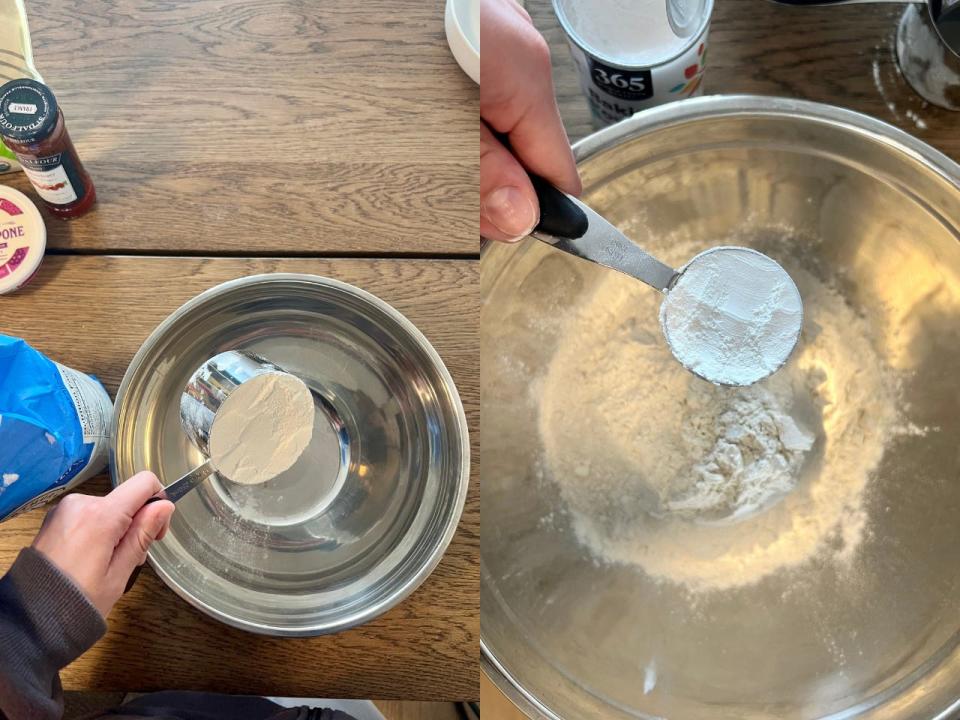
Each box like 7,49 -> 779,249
552,0 -> 714,128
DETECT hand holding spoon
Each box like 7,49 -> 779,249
125,351 -> 315,591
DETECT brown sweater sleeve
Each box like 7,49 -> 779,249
0,547 -> 106,720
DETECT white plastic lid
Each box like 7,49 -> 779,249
0,185 -> 45,294
445,0 -> 479,84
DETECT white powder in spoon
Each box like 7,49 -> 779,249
208,371 -> 315,485
660,247 -> 803,387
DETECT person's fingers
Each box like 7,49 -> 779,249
101,471 -> 163,518
481,122 -> 539,241
156,505 -> 174,541
108,499 -> 174,582
480,0 -> 581,196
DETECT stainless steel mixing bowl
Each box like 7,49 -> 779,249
113,274 -> 469,635
481,96 -> 960,718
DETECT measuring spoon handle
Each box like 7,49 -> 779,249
123,460 -> 215,593
150,460 -> 215,505
528,174 -> 678,292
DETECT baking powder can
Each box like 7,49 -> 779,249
552,0 -> 714,128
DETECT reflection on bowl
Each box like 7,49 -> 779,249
113,274 -> 469,636
482,96 -> 960,719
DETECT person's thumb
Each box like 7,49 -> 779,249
109,500 -> 175,581
481,122 -> 539,242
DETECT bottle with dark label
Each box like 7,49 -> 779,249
0,79 -> 95,218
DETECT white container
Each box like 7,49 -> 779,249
553,0 -> 713,128
445,0 -> 480,84
0,185 -> 45,294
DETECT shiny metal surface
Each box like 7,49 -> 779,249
898,4 -> 960,110
768,1 -> 960,110
179,349 -> 348,523
179,349 -> 291,458
482,96 -> 960,719
532,191 -> 678,292
114,274 -> 469,636
158,460 -> 215,504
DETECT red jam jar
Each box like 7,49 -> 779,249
0,79 -> 95,219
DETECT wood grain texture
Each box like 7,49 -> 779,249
0,256 -> 478,700
375,700 -> 461,720
4,0 -> 477,254
528,0 -> 960,160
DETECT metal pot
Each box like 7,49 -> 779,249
114,274 -> 469,636
481,96 -> 960,719
770,0 -> 960,109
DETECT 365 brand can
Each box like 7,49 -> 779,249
552,0 -> 714,128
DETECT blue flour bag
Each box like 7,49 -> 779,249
0,335 -> 113,521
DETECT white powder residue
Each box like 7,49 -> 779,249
209,371 -> 315,485
539,241 -> 912,592
2,473 -> 18,487
660,247 -> 803,386
554,0 -> 694,66
872,44 -> 934,129
658,386 -> 814,523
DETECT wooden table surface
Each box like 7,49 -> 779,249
484,0 -> 960,715
3,0 -> 477,255
376,701 -> 462,720
530,0 -> 960,157
1,0 -> 478,703
0,257 -> 478,700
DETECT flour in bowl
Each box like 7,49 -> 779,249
539,241 -> 909,592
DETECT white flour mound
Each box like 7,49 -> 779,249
209,371 -> 315,485
658,385 -> 814,522
539,248 -> 905,592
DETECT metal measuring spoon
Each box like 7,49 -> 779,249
125,351 -> 313,592
123,460 -> 216,592
767,0 -> 960,56
528,175 -> 803,386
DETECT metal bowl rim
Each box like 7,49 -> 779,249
480,94 -> 960,260
480,94 -> 960,716
112,272 -> 470,636
572,95 -> 960,183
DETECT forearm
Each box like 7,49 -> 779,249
0,547 -> 106,720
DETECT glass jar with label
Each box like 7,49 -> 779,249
0,79 -> 95,218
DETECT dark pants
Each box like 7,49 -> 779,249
100,692 -> 356,720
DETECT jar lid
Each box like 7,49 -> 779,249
0,185 -> 46,294
0,79 -> 59,144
